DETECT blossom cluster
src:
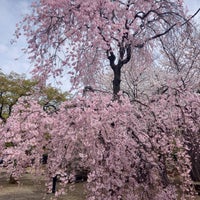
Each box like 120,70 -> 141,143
1,91 -> 198,199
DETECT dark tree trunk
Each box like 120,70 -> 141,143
107,44 -> 131,96
113,65 -> 122,96
52,176 -> 57,193
9,174 -> 17,184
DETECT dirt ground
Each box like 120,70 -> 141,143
1,169 -> 200,200
0,170 -> 85,200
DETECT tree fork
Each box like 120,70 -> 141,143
107,44 -> 131,96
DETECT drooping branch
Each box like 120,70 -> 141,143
181,8 -> 200,26
134,23 -> 177,49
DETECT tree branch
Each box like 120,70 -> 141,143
181,8 -> 200,26
107,50 -> 117,69
122,44 -> 131,65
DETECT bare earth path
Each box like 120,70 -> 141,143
1,169 -> 200,200
0,170 -> 85,200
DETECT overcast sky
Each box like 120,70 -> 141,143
0,0 -> 32,75
0,0 -> 200,81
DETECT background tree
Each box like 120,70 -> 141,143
0,71 -> 35,122
0,70 -> 68,122
39,85 -> 69,113
157,24 -> 200,92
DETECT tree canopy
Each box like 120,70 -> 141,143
0,70 -> 68,122
16,0 -> 190,95
1,1 -> 200,199
0,71 -> 35,122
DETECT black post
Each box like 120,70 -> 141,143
52,175 -> 57,193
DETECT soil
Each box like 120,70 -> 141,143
1,169 -> 200,200
0,169 -> 85,200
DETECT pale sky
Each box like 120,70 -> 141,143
0,0 -> 32,75
0,0 -> 199,82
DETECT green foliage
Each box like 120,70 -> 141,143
5,142 -> 14,148
0,70 -> 68,121
39,86 -> 68,107
0,71 -> 36,121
